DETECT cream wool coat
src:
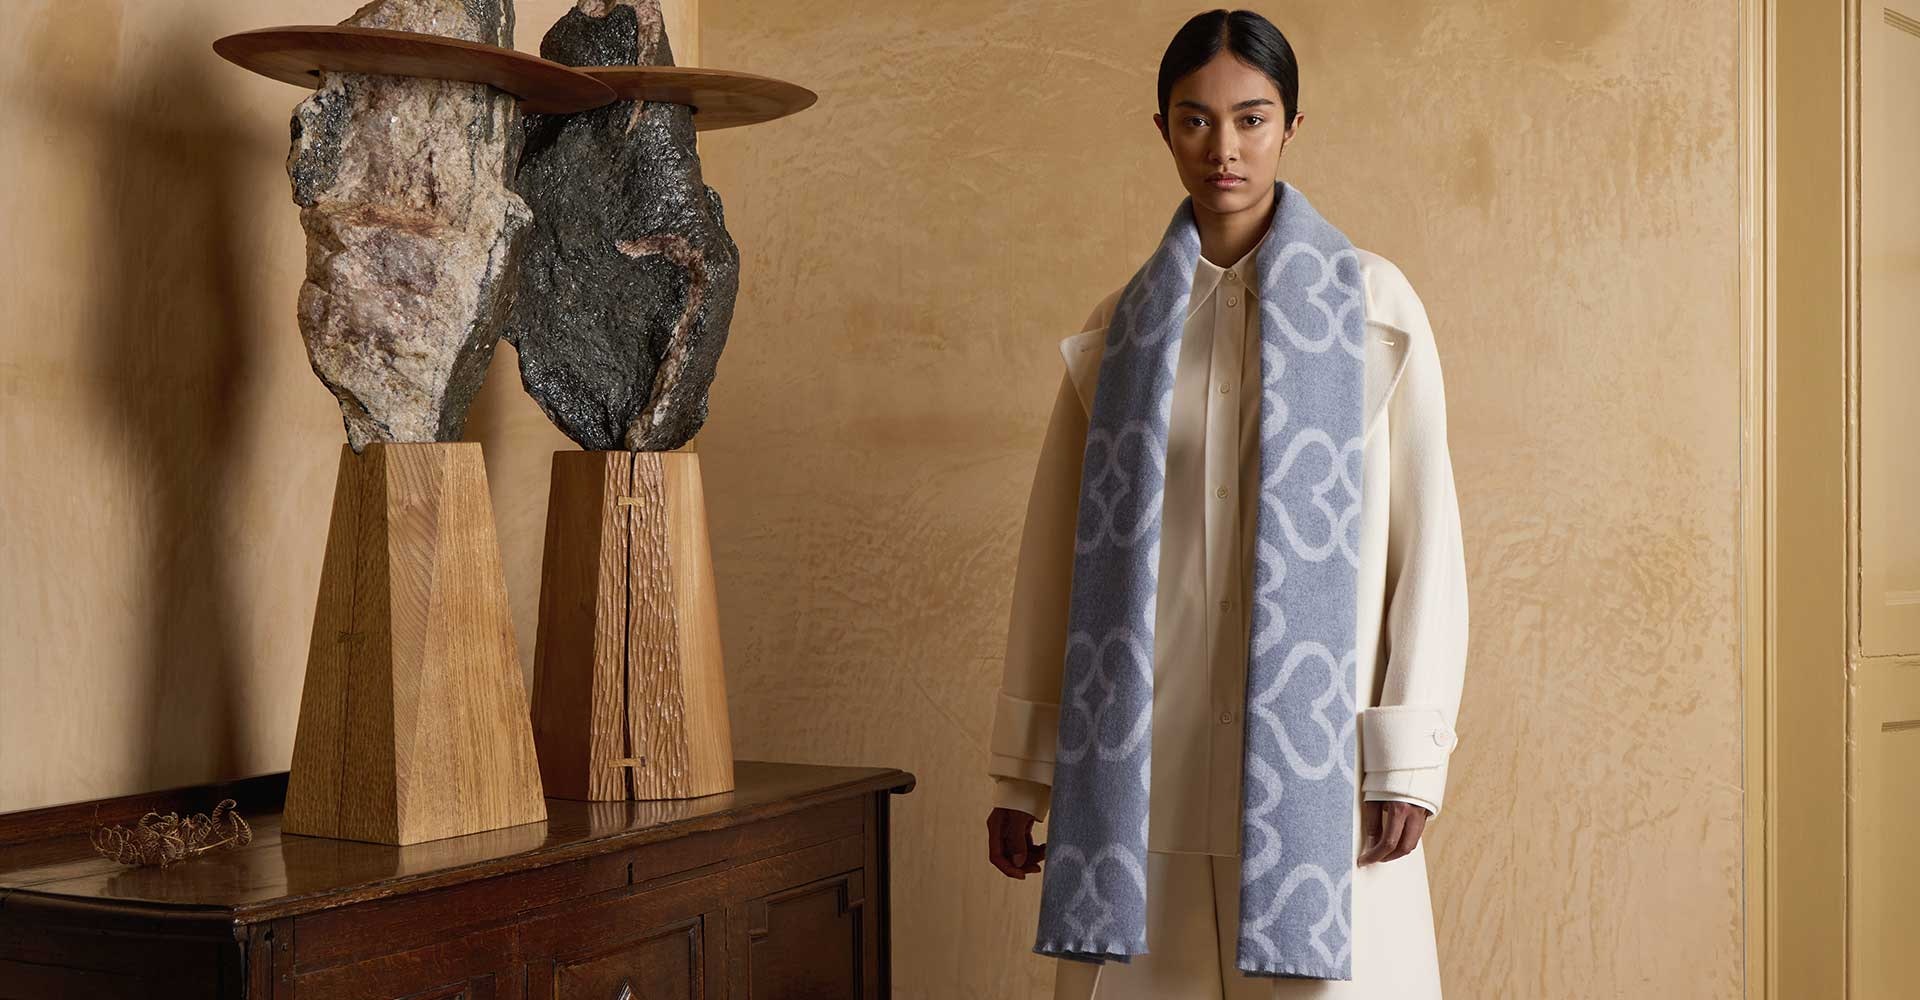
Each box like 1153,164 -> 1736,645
989,248 -> 1468,996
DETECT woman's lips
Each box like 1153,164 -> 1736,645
1208,175 -> 1244,189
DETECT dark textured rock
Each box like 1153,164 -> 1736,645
288,0 -> 530,451
506,0 -> 740,452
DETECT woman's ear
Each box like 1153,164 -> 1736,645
1280,111 -> 1304,155
1152,112 -> 1169,146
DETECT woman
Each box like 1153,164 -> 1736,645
984,9 -> 1468,999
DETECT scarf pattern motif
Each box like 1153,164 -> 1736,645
1033,181 -> 1365,980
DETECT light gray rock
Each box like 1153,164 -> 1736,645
506,0 -> 740,452
289,0 -> 531,451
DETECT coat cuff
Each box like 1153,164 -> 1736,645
987,690 -> 1059,823
1363,790 -> 1438,817
1358,705 -> 1458,816
987,752 -> 1055,787
990,691 -> 1060,762
991,776 -> 1052,822
1361,763 -> 1449,817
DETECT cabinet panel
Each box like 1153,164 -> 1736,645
743,871 -> 864,1000
285,923 -> 511,1000
395,984 -> 492,1000
301,971 -> 497,1000
293,852 -> 629,973
525,837 -> 864,1000
0,902 -> 238,1000
551,918 -> 703,1000
519,878 -> 729,1000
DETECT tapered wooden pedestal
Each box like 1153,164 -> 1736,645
530,449 -> 736,801
285,442 -> 547,845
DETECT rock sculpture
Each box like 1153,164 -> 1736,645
289,0 -> 532,451
507,0 -> 741,452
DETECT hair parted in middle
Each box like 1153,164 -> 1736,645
1156,9 -> 1301,125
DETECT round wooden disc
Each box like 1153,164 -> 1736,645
212,26 -> 616,114
580,66 -> 817,130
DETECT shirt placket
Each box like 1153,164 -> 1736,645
1148,270 -> 1218,855
1206,265 -> 1251,854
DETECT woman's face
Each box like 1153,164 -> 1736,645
1154,52 -> 1298,218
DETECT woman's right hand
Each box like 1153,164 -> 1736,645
987,807 -> 1046,879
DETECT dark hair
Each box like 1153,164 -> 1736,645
1156,9 -> 1300,126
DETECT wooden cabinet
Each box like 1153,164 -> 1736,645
0,762 -> 913,999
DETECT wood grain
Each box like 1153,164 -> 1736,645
284,443 -> 546,846
656,451 -> 736,799
627,451 -> 692,796
211,25 -> 615,114
531,449 -> 735,802
0,762 -> 913,917
580,66 -> 816,130
0,773 -> 287,853
0,761 -> 912,998
530,452 -> 633,801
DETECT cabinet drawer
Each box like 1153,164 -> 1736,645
289,797 -> 865,979
522,836 -> 863,1000
539,916 -> 710,1000
283,924 -> 514,1000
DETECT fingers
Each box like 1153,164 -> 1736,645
988,809 -> 1044,879
1382,807 -> 1428,862
1359,802 -> 1405,865
987,810 -> 1019,878
1359,802 -> 1430,864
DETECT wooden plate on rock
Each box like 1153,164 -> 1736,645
213,25 -> 616,114
581,66 -> 816,130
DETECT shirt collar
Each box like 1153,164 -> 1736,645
1189,227 -> 1270,307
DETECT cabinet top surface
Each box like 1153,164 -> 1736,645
0,760 -> 913,921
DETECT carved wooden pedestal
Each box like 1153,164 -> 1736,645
285,442 -> 547,845
530,448 -> 736,801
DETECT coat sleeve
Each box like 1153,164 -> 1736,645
986,304 -> 1109,822
1357,273 -> 1470,818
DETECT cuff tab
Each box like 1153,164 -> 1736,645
1359,705 -> 1458,771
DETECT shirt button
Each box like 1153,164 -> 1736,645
1219,381 -> 1232,394
1219,599 -> 1231,612
1224,269 -> 1237,283
1215,486 -> 1228,499
1226,296 -> 1239,307
1219,710 -> 1235,725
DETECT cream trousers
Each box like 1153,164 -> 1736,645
1051,850 -> 1444,1000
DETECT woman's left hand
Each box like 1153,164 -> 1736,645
1357,800 -> 1430,865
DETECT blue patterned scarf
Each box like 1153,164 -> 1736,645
1034,180 -> 1365,980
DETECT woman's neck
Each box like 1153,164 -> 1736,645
1194,185 -> 1278,267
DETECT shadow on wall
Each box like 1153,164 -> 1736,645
66,23 -> 259,789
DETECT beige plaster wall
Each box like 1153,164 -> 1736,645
0,0 -> 1746,997
693,1 -> 1744,997
0,0 -> 694,809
